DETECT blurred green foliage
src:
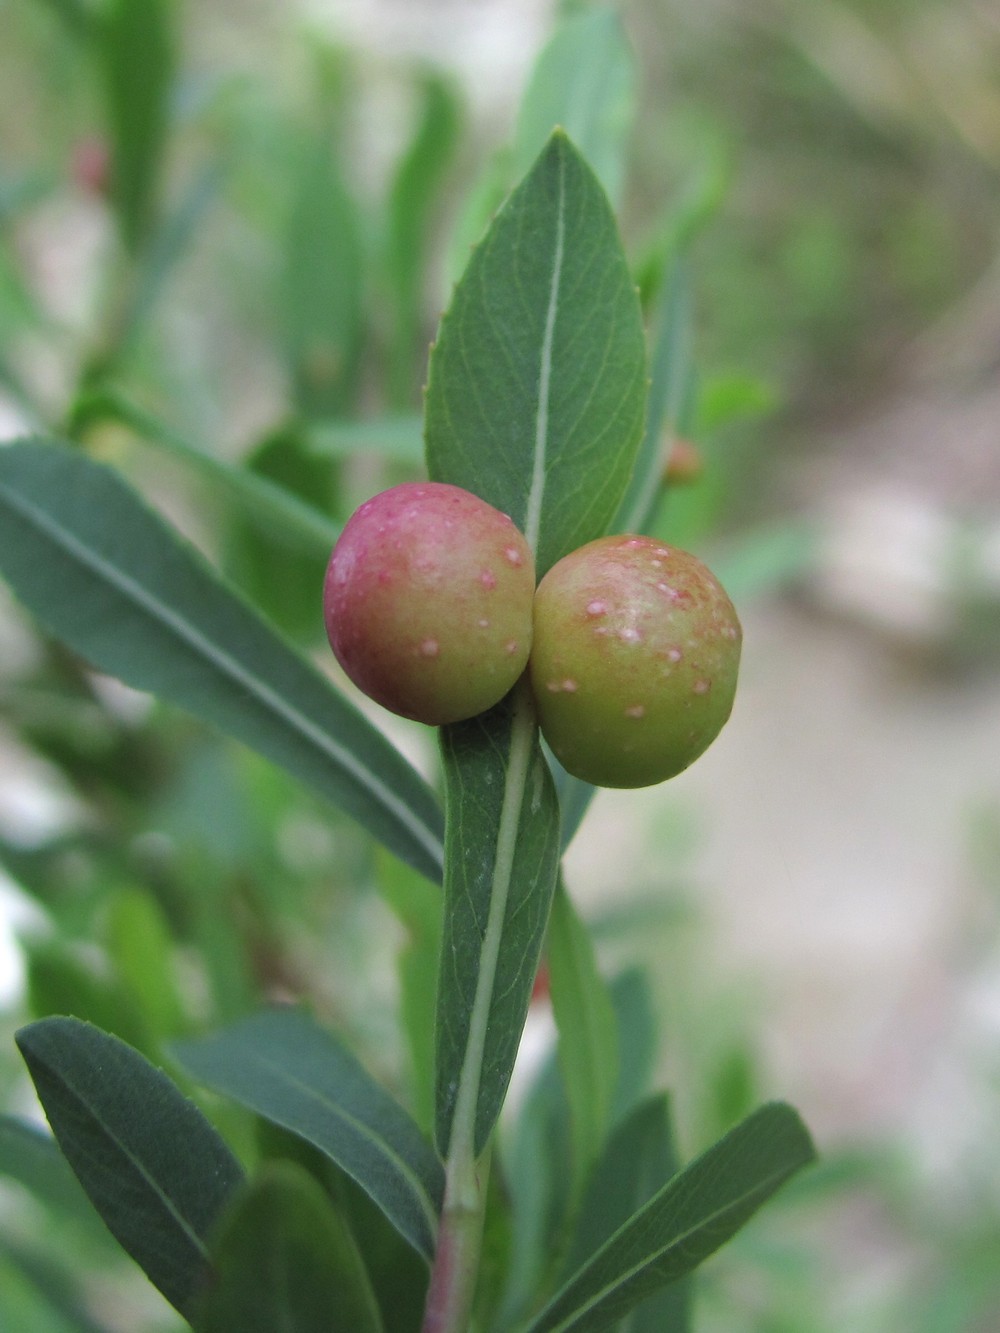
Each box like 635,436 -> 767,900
1,1 -> 999,1329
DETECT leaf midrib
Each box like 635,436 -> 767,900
0,469 -> 444,877
197,1048 -> 442,1252
533,1150 -> 805,1332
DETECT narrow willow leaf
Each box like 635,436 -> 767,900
0,440 -> 444,883
105,888 -> 185,1043
386,72 -> 461,406
563,1096 -> 690,1333
375,851 -> 444,1135
171,1007 -> 444,1262
0,1236 -> 110,1333
492,1059 -> 572,1330
306,414 -> 424,464
100,0 -> 174,252
526,1103 -> 816,1333
284,133 -> 364,417
614,261 -> 694,536
425,130 -> 646,578
609,969 -> 658,1123
547,880 -> 618,1200
514,8 -> 635,210
71,388 -> 340,556
434,684 -> 561,1158
15,1017 -> 245,1320
195,1162 -> 384,1333
0,1114 -> 97,1227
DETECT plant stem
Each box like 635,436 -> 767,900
421,1143 -> 491,1333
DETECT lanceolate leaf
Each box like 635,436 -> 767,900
284,132 -> 364,418
66,388 -> 336,557
15,1017 -> 244,1321
0,1114 -> 98,1229
425,130 -> 646,579
563,1096 -> 690,1333
514,8 -> 635,210
547,880 -> 618,1200
0,440 -> 444,883
100,0 -> 174,252
171,1007 -> 444,1262
434,684 -> 561,1158
195,1162 -> 384,1333
525,1102 -> 816,1333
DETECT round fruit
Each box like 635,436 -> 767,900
323,481 -> 535,725
530,535 -> 741,787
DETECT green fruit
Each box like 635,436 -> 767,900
530,535 -> 742,787
324,482 -> 535,725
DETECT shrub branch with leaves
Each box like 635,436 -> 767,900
0,6 -> 816,1331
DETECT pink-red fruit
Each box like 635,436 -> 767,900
530,535 -> 742,788
324,482 -> 535,725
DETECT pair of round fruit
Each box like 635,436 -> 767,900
323,482 -> 742,789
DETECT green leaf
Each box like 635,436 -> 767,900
562,1096 -> 691,1333
105,888 -> 185,1042
0,440 -> 444,883
171,1007 -> 444,1262
547,880 -> 618,1200
15,1017 -> 245,1320
284,133 -> 364,417
0,1114 -> 97,1227
374,850 -> 443,1135
514,9 -> 635,210
434,684 -> 561,1158
71,388 -> 341,557
0,1236 -> 110,1333
195,1161 -> 384,1333
525,1102 -> 816,1332
385,72 -> 461,407
609,968 -> 658,1123
305,414 -> 425,465
26,943 -> 153,1057
224,425 -> 339,641
614,261 -> 694,536
425,130 -> 646,579
100,0 -> 175,251
492,1059 -> 572,1330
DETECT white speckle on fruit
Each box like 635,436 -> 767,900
619,627 -> 642,644
546,680 -> 561,693
722,625 -> 738,639
586,600 -> 607,617
625,704 -> 645,718
504,547 -> 523,566
667,647 -> 683,662
693,678 -> 710,694
561,679 -> 578,692
480,570 -> 497,589
651,559 -> 662,568
505,640 -> 519,655
420,638 -> 440,658
478,618 -> 490,628
657,583 -> 680,599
